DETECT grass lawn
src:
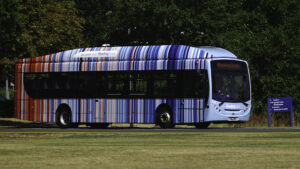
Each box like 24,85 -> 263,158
0,132 -> 300,169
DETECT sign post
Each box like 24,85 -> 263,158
267,97 -> 293,127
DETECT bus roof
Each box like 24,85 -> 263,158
19,45 -> 237,63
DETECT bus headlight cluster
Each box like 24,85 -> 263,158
243,106 -> 250,113
213,103 -> 221,113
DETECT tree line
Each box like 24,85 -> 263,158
0,0 -> 299,121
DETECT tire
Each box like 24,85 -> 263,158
156,107 -> 174,128
195,122 -> 210,129
56,106 -> 72,128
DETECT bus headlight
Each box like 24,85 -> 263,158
244,106 -> 250,113
213,103 -> 221,112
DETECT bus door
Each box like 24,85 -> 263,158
179,99 -> 202,123
179,69 -> 207,123
197,69 -> 209,123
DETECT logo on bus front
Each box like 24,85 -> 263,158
225,104 -> 238,109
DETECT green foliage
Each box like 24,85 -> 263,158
17,0 -> 86,57
0,0 -> 85,84
1,0 -> 299,122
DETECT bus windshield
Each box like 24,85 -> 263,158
211,60 -> 250,102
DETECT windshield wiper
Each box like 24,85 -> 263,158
219,101 -> 225,106
241,101 -> 248,106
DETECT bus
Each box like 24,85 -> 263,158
14,45 -> 251,128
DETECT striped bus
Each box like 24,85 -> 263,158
14,45 -> 251,128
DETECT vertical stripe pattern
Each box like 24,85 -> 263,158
15,45 -> 236,124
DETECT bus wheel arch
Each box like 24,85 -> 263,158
155,104 -> 175,128
55,104 -> 74,128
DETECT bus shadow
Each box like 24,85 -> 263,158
0,119 -> 57,128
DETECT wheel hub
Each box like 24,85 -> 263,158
160,112 -> 171,123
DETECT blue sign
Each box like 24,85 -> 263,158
268,97 -> 292,112
268,97 -> 293,127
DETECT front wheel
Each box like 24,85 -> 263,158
157,107 -> 174,128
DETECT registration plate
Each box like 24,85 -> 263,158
228,117 -> 238,121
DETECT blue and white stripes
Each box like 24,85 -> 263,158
15,45 -> 237,124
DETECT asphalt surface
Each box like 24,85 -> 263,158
1,127 -> 300,132
0,119 -> 299,132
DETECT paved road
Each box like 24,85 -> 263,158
0,119 -> 299,132
1,127 -> 300,132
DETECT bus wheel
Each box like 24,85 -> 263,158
195,122 -> 210,129
157,107 -> 174,128
56,106 -> 72,128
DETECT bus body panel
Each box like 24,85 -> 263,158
15,98 -> 80,123
79,98 -> 205,124
15,97 -> 205,124
205,100 -> 251,122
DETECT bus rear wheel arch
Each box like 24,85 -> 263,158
155,105 -> 175,128
55,104 -> 77,128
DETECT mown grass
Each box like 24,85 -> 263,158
0,132 -> 300,169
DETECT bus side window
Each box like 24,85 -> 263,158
116,74 -> 127,95
182,70 -> 208,98
78,72 -> 97,98
54,72 -> 76,97
151,71 -> 178,98
153,79 -> 168,97
24,73 -> 36,97
105,72 -> 128,97
129,73 -> 147,96
95,72 -> 105,96
168,73 -> 177,97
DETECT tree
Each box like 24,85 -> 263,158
0,0 -> 86,85
0,0 -> 24,84
18,0 -> 86,57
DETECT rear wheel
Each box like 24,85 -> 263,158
195,122 -> 210,129
157,107 -> 174,128
56,106 -> 73,128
